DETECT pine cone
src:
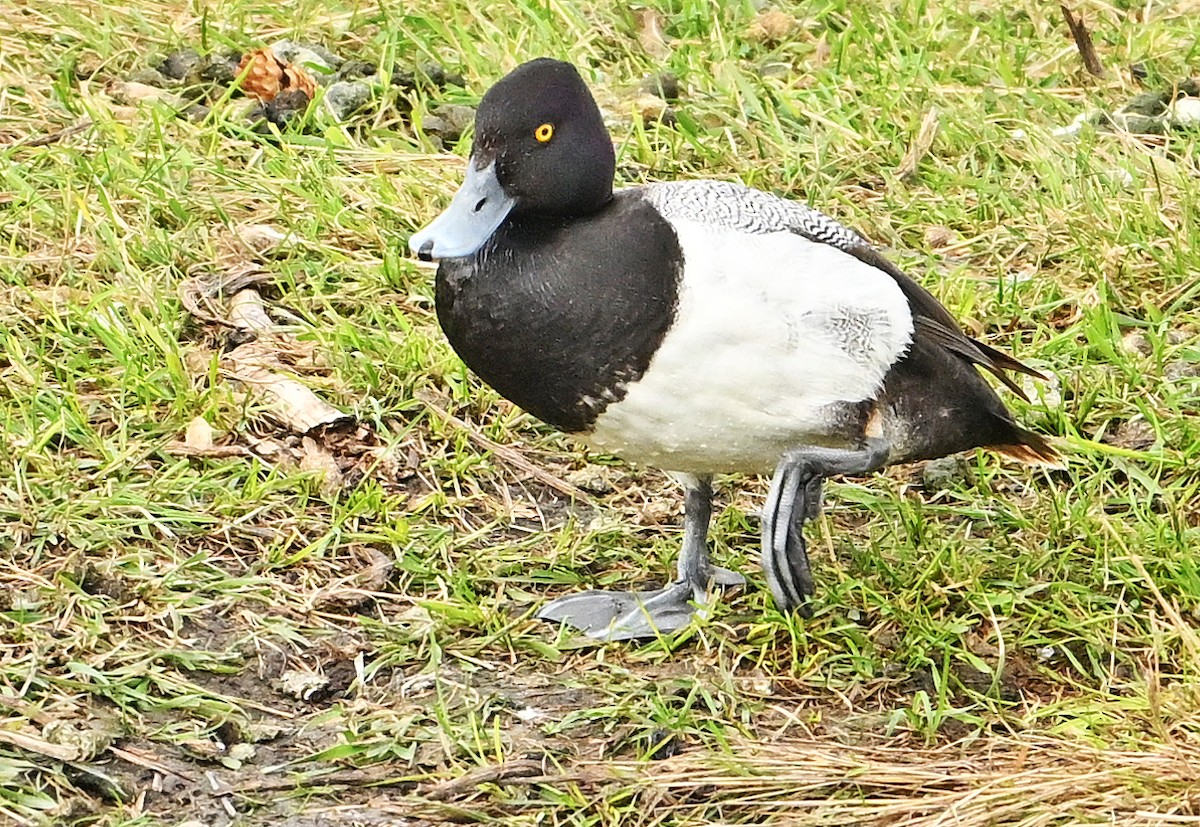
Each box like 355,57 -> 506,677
237,48 -> 317,102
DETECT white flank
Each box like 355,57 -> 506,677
584,215 -> 914,473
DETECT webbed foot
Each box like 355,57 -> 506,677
761,439 -> 890,617
536,580 -> 699,640
539,474 -> 750,641
536,563 -> 744,640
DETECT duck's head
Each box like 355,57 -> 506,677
410,58 -> 615,261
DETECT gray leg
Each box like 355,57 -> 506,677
538,474 -> 744,641
761,439 -> 890,617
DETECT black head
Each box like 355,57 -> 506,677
472,59 -> 615,217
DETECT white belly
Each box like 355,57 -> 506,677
583,219 -> 913,473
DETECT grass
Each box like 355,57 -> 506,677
2,0 -> 1200,824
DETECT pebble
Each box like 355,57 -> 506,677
424,103 -> 475,143
922,456 -> 973,492
336,59 -> 377,81
638,71 -> 680,102
271,39 -> 342,81
198,53 -> 240,85
127,67 -> 177,89
1168,96 -> 1200,127
324,80 -> 372,120
392,62 -> 465,92
159,48 -> 202,81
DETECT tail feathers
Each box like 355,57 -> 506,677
994,427 -> 1063,469
973,340 -> 1047,402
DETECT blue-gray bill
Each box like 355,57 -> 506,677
409,160 -> 516,261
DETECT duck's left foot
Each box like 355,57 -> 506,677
537,565 -> 744,641
761,439 -> 890,616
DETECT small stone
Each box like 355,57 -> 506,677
105,80 -> 184,107
1117,91 -> 1169,118
228,743 -> 256,763
242,722 -> 286,743
392,62 -> 463,92
335,59 -> 376,81
128,67 -> 177,89
631,94 -> 676,127
180,738 -> 224,761
248,88 -> 312,130
73,56 -> 102,80
639,498 -> 676,525
638,71 -> 680,102
324,80 -> 372,120
746,9 -> 798,43
236,224 -> 291,255
1107,108 -> 1166,134
644,729 -> 681,760
42,720 -> 112,760
1165,360 -> 1200,381
566,467 -> 614,495
425,103 -> 475,142
1121,330 -> 1152,357
270,40 -> 341,81
923,224 -> 958,249
758,61 -> 791,79
280,669 -> 329,700
159,48 -> 202,81
198,53 -> 240,85
1102,419 -> 1157,451
1168,96 -> 1200,127
1051,110 -> 1102,138
922,456 -> 973,492
1105,166 -> 1135,187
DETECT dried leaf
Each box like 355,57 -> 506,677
1060,5 -> 1105,79
311,548 -> 394,611
227,288 -> 276,333
229,364 -> 348,433
184,416 -> 216,452
178,265 -> 273,327
923,225 -> 958,249
179,738 -> 224,761
813,31 -> 831,67
279,669 -> 329,700
165,416 -> 248,458
632,93 -> 672,125
1122,330 -> 1153,357
300,435 -> 344,495
0,728 -> 82,761
235,223 -> 291,256
746,9 -> 798,44
895,107 -> 940,180
104,80 -> 184,107
634,9 -> 670,59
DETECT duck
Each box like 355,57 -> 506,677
409,58 -> 1058,641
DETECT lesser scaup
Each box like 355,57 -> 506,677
410,58 -> 1058,640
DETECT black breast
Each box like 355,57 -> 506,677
434,191 -> 682,432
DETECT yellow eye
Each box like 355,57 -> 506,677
534,123 -> 554,143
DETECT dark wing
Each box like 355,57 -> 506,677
839,245 -> 1044,400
